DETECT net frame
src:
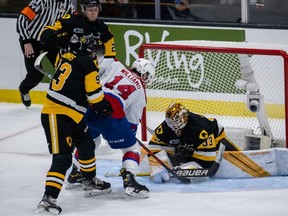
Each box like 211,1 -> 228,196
139,41 -> 288,148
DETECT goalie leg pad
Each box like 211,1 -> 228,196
149,150 -> 172,183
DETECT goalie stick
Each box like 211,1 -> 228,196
136,137 -> 190,184
105,172 -> 150,177
140,137 -> 225,178
105,126 -> 225,180
104,141 -> 225,180
34,52 -> 53,79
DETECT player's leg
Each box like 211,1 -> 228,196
66,135 -> 102,189
37,114 -> 74,214
120,143 -> 149,198
19,39 -> 43,108
66,107 -> 104,189
85,105 -> 149,197
104,117 -> 149,198
73,118 -> 111,197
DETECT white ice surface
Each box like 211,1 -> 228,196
0,103 -> 288,216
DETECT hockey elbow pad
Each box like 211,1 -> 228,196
55,30 -> 70,49
40,28 -> 56,46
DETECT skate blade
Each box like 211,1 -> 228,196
125,187 -> 149,199
84,188 -> 112,197
34,206 -> 61,215
65,183 -> 83,190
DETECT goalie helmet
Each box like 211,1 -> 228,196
80,0 -> 101,12
165,102 -> 188,136
132,58 -> 155,86
80,34 -> 105,62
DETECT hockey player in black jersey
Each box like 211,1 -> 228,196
148,102 -> 241,182
36,35 -> 113,215
40,0 -> 116,68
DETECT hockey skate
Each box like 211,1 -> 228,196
120,168 -> 149,198
19,88 -> 31,108
82,177 -> 112,197
65,164 -> 83,190
36,195 -> 62,215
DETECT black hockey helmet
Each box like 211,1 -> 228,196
80,34 -> 105,61
80,0 -> 101,12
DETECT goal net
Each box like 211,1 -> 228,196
139,40 -> 287,149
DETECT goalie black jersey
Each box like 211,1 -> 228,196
42,51 -> 104,124
149,111 -> 237,168
41,14 -> 115,58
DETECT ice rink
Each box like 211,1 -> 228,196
0,102 -> 288,216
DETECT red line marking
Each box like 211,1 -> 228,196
0,125 -> 41,142
0,151 -> 48,157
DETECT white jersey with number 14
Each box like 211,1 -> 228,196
100,60 -> 147,125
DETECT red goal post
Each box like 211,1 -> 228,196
139,41 -> 288,148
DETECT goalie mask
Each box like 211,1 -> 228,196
165,102 -> 188,136
132,58 -> 155,86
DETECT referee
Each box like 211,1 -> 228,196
16,0 -> 76,108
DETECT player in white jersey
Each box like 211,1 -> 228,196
67,58 -> 155,198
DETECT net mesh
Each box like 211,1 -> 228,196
141,44 -> 286,145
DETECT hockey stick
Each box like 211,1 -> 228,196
138,137 -> 225,180
105,172 -> 150,178
136,137 -> 190,184
104,143 -> 225,179
34,52 -> 53,79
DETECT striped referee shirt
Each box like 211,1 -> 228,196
16,0 -> 75,43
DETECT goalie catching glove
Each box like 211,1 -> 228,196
170,144 -> 194,166
90,98 -> 113,117
175,144 -> 194,158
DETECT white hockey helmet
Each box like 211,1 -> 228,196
132,58 -> 155,86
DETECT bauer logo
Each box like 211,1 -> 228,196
175,169 -> 209,177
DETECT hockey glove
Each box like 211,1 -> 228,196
175,144 -> 194,158
170,144 -> 194,166
91,98 -> 113,117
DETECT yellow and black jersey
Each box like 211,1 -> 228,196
149,111 -> 240,168
42,51 -> 104,123
41,14 -> 116,58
